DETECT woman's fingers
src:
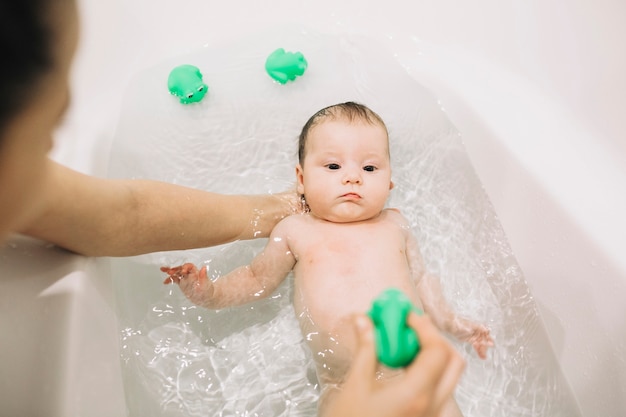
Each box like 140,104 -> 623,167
404,313 -> 465,414
345,315 -> 378,388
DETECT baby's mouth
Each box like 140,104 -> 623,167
341,192 -> 361,200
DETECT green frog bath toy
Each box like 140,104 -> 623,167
167,64 -> 208,104
265,48 -> 308,84
368,288 -> 422,368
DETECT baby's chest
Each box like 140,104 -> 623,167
294,223 -> 405,261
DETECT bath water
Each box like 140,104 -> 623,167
109,28 -> 581,416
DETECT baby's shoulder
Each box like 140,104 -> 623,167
274,213 -> 311,233
379,209 -> 416,245
382,207 -> 409,223
380,208 -> 412,233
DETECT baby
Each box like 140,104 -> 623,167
162,102 -> 493,416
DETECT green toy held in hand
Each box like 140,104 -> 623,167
265,48 -> 308,84
368,288 -> 423,368
167,64 -> 208,104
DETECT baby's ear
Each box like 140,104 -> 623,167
389,180 -> 395,190
295,164 -> 305,194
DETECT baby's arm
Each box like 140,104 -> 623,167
402,215 -> 494,359
162,219 -> 297,309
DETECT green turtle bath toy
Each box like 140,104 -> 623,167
167,64 -> 208,104
265,48 -> 308,84
368,287 -> 422,368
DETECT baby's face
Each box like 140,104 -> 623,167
296,119 -> 393,223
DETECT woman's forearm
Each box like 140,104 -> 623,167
21,160 -> 295,256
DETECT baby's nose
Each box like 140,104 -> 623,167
342,169 -> 362,184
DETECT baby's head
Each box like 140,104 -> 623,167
296,102 -> 393,223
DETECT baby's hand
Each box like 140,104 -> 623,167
161,263 -> 214,307
466,323 -> 494,360
451,318 -> 494,360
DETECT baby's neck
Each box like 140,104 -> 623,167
308,210 -> 385,224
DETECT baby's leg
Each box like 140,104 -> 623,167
309,352 -> 351,417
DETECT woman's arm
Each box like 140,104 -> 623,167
20,160 -> 297,256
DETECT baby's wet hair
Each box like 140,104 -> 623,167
297,101 -> 388,164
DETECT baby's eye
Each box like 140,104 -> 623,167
363,165 -> 377,172
326,163 -> 341,170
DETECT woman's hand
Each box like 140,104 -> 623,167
322,313 -> 466,417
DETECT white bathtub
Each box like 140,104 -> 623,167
1,0 -> 624,416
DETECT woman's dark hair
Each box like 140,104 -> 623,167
298,101 -> 388,164
0,0 -> 54,142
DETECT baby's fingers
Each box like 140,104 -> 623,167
160,265 -> 179,274
198,266 -> 209,284
163,275 -> 179,285
474,342 -> 488,360
474,334 -> 495,360
177,265 -> 206,291
161,265 -> 183,284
